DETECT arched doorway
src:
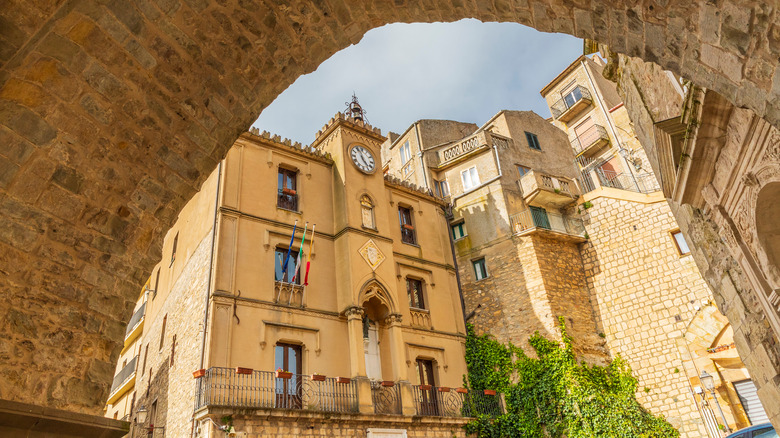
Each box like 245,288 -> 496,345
756,182 -> 780,287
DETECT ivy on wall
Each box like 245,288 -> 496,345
464,321 -> 679,438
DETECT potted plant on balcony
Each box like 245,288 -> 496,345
381,381 -> 394,387
455,388 -> 468,394
311,372 -> 326,381
282,188 -> 296,196
483,389 -> 497,396
419,384 -> 432,391
402,224 -> 414,230
275,368 -> 293,379
192,369 -> 206,378
336,376 -> 351,384
436,387 -> 450,393
235,367 -> 253,375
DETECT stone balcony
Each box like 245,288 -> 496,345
434,131 -> 491,168
550,85 -> 593,123
571,124 -> 610,157
519,170 -> 580,208
509,208 -> 587,243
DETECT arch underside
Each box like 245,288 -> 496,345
1,0 -> 779,413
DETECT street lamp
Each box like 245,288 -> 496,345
700,370 -> 731,433
136,405 -> 148,424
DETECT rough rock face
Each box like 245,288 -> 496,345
1,0 -> 779,414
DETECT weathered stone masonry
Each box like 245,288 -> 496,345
3,0 -> 780,415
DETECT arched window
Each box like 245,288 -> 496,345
361,195 -> 375,229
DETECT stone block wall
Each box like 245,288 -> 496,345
196,408 -> 471,438
132,230 -> 212,436
581,192 -> 712,437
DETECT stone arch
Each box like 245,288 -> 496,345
2,0 -> 780,414
357,279 -> 396,322
755,181 -> 780,287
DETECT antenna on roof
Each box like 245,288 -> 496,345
345,93 -> 367,124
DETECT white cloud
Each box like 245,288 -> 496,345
252,19 -> 582,145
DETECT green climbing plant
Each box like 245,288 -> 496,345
463,321 -> 679,438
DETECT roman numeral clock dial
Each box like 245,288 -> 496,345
350,145 -> 375,174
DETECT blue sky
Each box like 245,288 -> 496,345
252,19 -> 582,145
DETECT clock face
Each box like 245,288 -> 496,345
350,145 -> 376,174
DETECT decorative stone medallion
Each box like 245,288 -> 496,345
359,239 -> 385,270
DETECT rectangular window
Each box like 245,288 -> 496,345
399,206 -> 416,245
170,334 -> 176,366
671,230 -> 690,255
150,400 -> 157,426
562,86 -> 583,108
525,132 -> 541,150
275,246 -> 301,284
170,233 -> 178,267
473,258 -> 488,280
517,165 -> 531,177
400,141 -> 411,164
277,167 -> 298,211
451,222 -> 466,240
461,166 -> 479,191
142,344 -> 148,375
407,278 -> 425,309
433,179 -> 450,198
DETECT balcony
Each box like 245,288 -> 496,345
437,131 -> 490,167
274,281 -> 304,307
409,308 -> 431,329
277,190 -> 298,211
550,85 -> 593,122
194,367 -> 504,419
571,124 -> 610,157
107,355 -> 137,404
124,301 -> 146,347
518,170 -> 579,208
596,169 -> 660,194
411,385 -> 503,417
509,208 -> 587,242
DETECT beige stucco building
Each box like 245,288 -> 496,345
103,112 -> 501,437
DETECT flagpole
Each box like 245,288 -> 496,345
281,220 -> 298,280
302,224 -> 315,307
290,222 -> 308,305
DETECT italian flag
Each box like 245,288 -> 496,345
291,223 -> 307,283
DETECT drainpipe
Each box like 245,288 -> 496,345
580,58 -> 640,191
414,122 -> 430,191
199,160 -> 222,369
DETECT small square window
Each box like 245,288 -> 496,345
451,222 -> 466,240
517,165 -> 531,177
473,258 -> 488,280
525,132 -> 541,150
671,230 -> 690,255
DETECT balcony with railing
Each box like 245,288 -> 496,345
124,301 -> 146,347
277,189 -> 298,211
518,170 -> 580,208
510,208 -> 587,242
550,85 -> 593,122
107,355 -> 137,404
193,367 -> 504,420
274,281 -> 304,307
436,131 -> 491,168
195,368 -> 359,413
570,124 -> 610,157
410,385 -> 503,417
596,169 -> 660,194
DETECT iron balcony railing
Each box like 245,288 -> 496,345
371,382 -> 402,415
109,355 -> 137,395
570,124 -> 609,156
550,85 -> 592,119
194,368 -> 359,414
596,169 -> 660,194
411,385 -> 503,417
125,302 -> 146,337
510,208 -> 586,238
277,190 -> 298,211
